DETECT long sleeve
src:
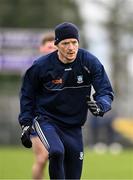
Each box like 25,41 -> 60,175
18,64 -> 40,126
90,58 -> 114,113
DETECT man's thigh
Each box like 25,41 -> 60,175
33,119 -> 64,154
31,136 -> 48,159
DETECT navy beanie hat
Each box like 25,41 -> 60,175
54,22 -> 79,45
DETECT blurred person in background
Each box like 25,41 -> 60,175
39,32 -> 57,54
88,111 -> 115,152
19,22 -> 114,179
88,109 -> 123,154
31,32 -> 56,180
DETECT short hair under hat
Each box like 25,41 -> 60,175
54,22 -> 79,45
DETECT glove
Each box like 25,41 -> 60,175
87,96 -> 104,116
21,125 -> 32,148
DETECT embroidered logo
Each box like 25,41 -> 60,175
52,78 -> 63,84
77,75 -> 83,84
79,152 -> 84,160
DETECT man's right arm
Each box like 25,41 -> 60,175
18,64 -> 40,148
18,64 -> 40,127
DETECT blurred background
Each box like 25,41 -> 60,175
0,0 -> 133,179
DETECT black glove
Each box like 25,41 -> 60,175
87,96 -> 104,116
21,125 -> 32,148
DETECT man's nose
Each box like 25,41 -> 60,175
68,43 -> 74,50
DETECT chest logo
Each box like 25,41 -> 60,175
52,78 -> 63,84
77,75 -> 83,84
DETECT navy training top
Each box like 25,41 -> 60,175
19,48 -> 114,127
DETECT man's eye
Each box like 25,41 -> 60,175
73,41 -> 78,44
63,42 -> 69,45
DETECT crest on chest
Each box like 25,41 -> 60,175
77,75 -> 83,84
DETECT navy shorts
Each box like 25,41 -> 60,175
33,117 -> 83,179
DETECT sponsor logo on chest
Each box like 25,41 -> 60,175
52,78 -> 63,84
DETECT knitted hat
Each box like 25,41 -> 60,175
54,22 -> 79,45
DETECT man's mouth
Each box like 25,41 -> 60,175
67,52 -> 75,55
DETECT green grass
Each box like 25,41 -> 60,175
82,149 -> 133,179
0,146 -> 133,179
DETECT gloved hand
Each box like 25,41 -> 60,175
21,125 -> 32,148
87,96 -> 104,116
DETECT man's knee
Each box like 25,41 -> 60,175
36,152 -> 48,166
50,146 -> 64,160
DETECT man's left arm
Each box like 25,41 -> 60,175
88,61 -> 114,116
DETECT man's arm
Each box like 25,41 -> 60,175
18,64 -> 40,148
88,58 -> 114,116
18,64 -> 40,127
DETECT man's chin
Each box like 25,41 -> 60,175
67,55 -> 76,61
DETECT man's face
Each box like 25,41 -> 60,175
57,38 -> 79,63
39,41 -> 57,54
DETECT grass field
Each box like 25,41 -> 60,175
0,146 -> 133,179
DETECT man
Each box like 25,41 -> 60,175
30,32 -> 56,180
19,22 -> 114,179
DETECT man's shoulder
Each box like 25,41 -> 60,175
25,51 -> 57,74
78,48 -> 99,64
33,51 -> 57,66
